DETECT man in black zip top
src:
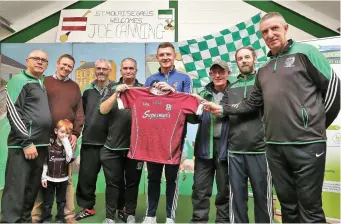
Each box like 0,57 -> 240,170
100,58 -> 144,224
205,12 -> 340,223
75,59 -> 115,220
1,50 -> 52,223
228,46 -> 272,223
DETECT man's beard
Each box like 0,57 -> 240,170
240,65 -> 254,74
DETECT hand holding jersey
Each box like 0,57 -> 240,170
117,87 -> 202,164
203,101 -> 223,116
154,81 -> 175,92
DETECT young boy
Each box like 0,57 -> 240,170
41,119 -> 75,223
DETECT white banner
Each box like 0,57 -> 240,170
56,9 -> 175,43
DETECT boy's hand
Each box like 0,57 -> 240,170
69,135 -> 77,151
42,180 -> 47,188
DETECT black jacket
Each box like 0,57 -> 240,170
226,73 -> 266,153
6,70 -> 52,149
221,39 -> 341,144
102,78 -> 144,150
82,81 -> 115,145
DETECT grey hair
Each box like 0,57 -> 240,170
95,58 -> 112,70
121,58 -> 137,69
260,12 -> 287,26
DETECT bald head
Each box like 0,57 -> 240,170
28,50 -> 48,59
26,50 -> 49,78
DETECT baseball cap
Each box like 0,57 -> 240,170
210,59 -> 229,71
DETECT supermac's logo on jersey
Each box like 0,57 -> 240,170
284,57 -> 295,68
165,104 -> 172,111
142,110 -> 171,119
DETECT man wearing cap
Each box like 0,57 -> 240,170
188,59 -> 230,223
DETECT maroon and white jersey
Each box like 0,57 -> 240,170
118,87 -> 202,164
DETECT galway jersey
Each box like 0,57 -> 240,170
118,87 -> 202,164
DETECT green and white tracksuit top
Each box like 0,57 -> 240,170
227,73 -> 266,153
221,39 -> 340,144
6,70 -> 52,149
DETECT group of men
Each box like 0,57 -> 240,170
1,11 -> 340,224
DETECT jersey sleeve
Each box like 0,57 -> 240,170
181,94 -> 203,115
117,88 -> 138,110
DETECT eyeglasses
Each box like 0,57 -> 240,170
28,57 -> 48,63
209,71 -> 226,77
95,67 -> 109,72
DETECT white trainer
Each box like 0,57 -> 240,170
165,218 -> 175,223
142,216 -> 157,224
127,215 -> 136,223
103,218 -> 115,224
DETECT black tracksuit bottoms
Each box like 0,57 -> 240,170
191,138 -> 230,223
0,147 -> 47,223
76,144 -> 102,209
266,143 -> 326,223
100,148 -> 143,219
228,152 -> 273,223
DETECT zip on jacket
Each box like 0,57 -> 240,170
188,81 -> 229,160
221,39 -> 341,144
102,78 -> 144,150
145,67 -> 192,93
6,70 -> 52,149
81,80 -> 115,145
227,73 -> 266,153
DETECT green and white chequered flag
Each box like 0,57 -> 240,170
178,13 -> 267,90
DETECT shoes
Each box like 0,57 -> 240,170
127,215 -> 136,224
103,218 -> 115,224
75,208 -> 95,221
117,209 -> 127,223
141,216 -> 157,224
165,218 -> 175,223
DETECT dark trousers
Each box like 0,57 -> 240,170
146,162 -> 180,219
229,152 -> 273,223
191,139 -> 230,223
100,148 -> 143,219
123,158 -> 143,216
76,144 -> 102,209
0,147 -> 47,223
267,143 -> 326,223
117,179 -> 125,211
116,157 -> 144,216
42,180 -> 68,222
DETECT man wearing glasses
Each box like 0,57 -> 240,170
75,59 -> 115,221
189,59 -> 230,223
1,50 -> 52,223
